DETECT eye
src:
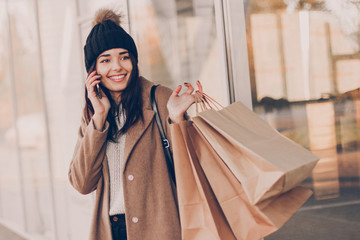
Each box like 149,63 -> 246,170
121,55 -> 130,61
99,59 -> 109,63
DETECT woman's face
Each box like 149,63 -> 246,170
96,48 -> 133,101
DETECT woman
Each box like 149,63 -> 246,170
68,9 -> 200,240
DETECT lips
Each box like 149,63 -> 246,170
109,74 -> 126,82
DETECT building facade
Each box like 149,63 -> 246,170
0,0 -> 359,239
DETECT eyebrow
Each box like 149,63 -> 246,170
98,51 -> 129,58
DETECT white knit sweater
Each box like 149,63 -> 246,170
106,107 -> 126,216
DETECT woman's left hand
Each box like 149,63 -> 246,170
167,81 -> 202,123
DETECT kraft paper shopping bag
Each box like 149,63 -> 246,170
175,121 -> 312,240
170,122 -> 236,240
193,100 -> 318,204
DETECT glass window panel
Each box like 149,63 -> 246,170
7,0 -> 53,237
246,1 -> 360,238
128,0 -> 230,108
36,0 -> 84,239
0,0 -> 24,230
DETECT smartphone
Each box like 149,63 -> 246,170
88,65 -> 102,99
95,83 -> 102,99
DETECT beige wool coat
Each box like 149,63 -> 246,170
69,77 -> 181,240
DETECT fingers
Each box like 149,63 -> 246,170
196,80 -> 203,95
87,70 -> 96,79
86,71 -> 96,85
86,71 -> 101,97
172,81 -> 202,98
88,82 -> 101,99
171,85 -> 182,97
86,71 -> 101,86
184,82 -> 194,95
89,80 -> 100,90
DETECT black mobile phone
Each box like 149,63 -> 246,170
88,65 -> 102,99
95,83 -> 102,99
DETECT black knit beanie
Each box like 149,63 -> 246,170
84,9 -> 138,72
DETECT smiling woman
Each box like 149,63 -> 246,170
69,8 -> 201,240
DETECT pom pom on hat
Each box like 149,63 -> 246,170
92,9 -> 121,27
84,9 -> 138,72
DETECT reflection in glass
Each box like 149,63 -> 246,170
306,102 -> 336,150
311,148 -> 340,200
129,0 -> 229,108
306,102 -> 339,200
247,1 -> 360,201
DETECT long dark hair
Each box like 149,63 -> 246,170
84,53 -> 143,142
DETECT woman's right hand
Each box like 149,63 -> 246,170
86,71 -> 111,130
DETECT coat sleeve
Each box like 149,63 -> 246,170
68,114 -> 109,194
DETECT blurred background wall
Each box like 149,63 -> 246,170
0,0 -> 249,239
0,0 -> 360,239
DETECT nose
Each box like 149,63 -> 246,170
112,59 -> 122,71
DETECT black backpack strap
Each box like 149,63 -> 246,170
150,85 -> 176,186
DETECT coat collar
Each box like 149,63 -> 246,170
123,77 -> 155,171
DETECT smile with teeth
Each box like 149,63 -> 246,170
109,74 -> 126,82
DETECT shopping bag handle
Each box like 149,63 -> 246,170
195,90 -> 224,114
